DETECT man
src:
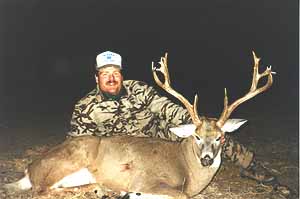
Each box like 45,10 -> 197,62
69,51 -> 289,196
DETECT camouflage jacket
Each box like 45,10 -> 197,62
69,80 -> 192,141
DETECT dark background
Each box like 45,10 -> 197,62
0,0 -> 298,132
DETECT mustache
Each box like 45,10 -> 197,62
106,80 -> 118,85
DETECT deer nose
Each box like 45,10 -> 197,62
200,155 -> 214,167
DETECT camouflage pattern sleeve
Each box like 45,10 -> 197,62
68,90 -> 98,136
135,81 -> 192,140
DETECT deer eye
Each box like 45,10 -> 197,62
216,136 -> 221,142
195,135 -> 201,141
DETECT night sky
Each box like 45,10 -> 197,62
0,0 -> 298,131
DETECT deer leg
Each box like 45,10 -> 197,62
3,172 -> 32,193
51,183 -> 120,197
123,185 -> 188,199
27,137 -> 100,192
27,156 -> 95,193
49,168 -> 96,189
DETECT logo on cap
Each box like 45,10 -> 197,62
96,51 -> 122,70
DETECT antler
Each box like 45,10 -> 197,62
216,51 -> 275,127
152,53 -> 202,126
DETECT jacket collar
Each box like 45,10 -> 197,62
95,84 -> 128,101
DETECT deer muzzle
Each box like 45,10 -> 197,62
200,155 -> 214,167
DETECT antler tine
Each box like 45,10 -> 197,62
152,53 -> 170,90
152,53 -> 202,125
216,51 -> 275,127
193,94 -> 200,117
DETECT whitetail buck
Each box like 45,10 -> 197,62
4,52 -> 275,199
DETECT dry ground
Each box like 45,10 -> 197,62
0,118 -> 298,199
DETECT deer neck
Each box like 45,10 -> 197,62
179,136 -> 221,196
180,137 -> 203,171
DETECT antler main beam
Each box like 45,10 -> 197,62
216,51 -> 275,127
152,53 -> 202,125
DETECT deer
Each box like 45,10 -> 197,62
3,51 -> 275,199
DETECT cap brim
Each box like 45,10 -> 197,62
96,64 -> 122,70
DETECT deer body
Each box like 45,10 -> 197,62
25,134 -> 221,197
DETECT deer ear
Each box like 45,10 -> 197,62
170,124 -> 197,138
221,119 -> 247,132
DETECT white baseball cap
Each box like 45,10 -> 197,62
96,51 -> 122,70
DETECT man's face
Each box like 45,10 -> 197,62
96,65 -> 123,95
